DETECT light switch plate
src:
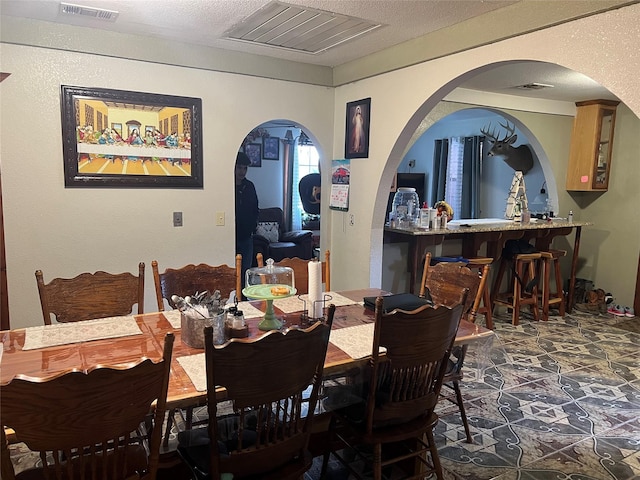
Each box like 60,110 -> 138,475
216,211 -> 225,226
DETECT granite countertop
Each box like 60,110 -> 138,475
385,218 -> 592,236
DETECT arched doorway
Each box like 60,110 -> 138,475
236,121 -> 324,269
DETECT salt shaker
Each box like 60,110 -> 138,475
232,310 -> 245,329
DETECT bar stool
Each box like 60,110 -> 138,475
540,249 -> 567,321
491,252 -> 541,325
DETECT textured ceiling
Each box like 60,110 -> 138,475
0,0 -> 631,101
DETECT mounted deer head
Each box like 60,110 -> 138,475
481,121 -> 534,174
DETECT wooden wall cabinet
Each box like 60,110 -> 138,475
566,100 -> 619,191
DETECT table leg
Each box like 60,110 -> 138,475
567,226 -> 582,313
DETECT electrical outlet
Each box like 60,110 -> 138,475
349,214 -> 355,226
173,212 -> 183,227
408,159 -> 416,168
215,211 -> 225,226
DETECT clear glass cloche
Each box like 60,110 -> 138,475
243,258 -> 296,300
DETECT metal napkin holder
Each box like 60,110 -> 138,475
298,293 -> 333,326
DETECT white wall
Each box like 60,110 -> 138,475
0,44 -> 334,328
1,5 -> 639,329
330,5 -> 640,307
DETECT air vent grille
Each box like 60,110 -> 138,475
224,1 -> 382,55
60,2 -> 119,22
515,82 -> 554,90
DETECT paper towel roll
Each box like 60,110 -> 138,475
308,260 -> 323,319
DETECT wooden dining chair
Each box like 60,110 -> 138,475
0,332 -> 174,480
151,255 -> 242,311
420,252 -> 487,320
321,297 -> 465,480
256,250 -> 330,294
177,305 -> 335,480
35,263 -> 145,325
420,252 -> 489,443
151,255 -> 242,445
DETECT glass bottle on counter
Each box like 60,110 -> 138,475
392,187 -> 420,227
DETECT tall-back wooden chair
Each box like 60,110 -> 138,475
321,298 -> 465,480
420,252 -> 489,443
256,250 -> 330,294
152,255 -> 242,311
177,306 -> 335,480
1,333 -> 174,480
35,263 -> 145,325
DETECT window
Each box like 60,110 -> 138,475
444,137 -> 464,218
292,144 -> 319,230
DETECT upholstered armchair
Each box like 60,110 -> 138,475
252,207 -> 313,265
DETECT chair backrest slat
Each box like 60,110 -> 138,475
35,263 -> 145,325
152,255 -> 242,311
1,333 -> 174,480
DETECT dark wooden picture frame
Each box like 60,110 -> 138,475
245,143 -> 262,167
262,136 -> 280,160
61,85 -> 203,188
345,97 -> 371,159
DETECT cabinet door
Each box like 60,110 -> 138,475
593,107 -> 616,189
566,100 -> 618,192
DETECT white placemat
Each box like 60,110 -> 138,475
22,316 -> 142,351
162,309 -> 182,329
177,353 -> 206,391
273,292 -> 358,314
329,323 -> 386,360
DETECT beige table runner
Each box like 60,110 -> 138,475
273,292 -> 358,314
162,309 -> 182,329
178,323 -> 382,392
22,316 -> 142,351
235,301 -> 266,319
328,323 -> 385,360
177,353 -> 206,391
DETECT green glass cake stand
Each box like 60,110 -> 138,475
242,284 -> 297,331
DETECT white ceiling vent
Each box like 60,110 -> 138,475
59,2 -> 119,22
224,1 -> 382,55
514,82 -> 554,91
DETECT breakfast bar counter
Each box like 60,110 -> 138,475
384,219 -> 592,312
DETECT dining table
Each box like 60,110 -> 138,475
384,218 -> 591,312
1,288 -> 495,442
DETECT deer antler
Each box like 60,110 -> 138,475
498,121 -> 516,142
480,123 -> 498,142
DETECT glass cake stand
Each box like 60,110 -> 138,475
242,284 -> 297,331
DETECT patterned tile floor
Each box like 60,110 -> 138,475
9,309 -> 640,480
312,309 -> 640,480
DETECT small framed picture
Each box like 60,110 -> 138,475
244,143 -> 262,167
345,97 -> 371,159
263,136 -> 280,160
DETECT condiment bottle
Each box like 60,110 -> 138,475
419,202 -> 430,229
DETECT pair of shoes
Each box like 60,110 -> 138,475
607,304 -> 626,316
624,306 -> 635,317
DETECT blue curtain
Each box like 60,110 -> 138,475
431,138 -> 449,206
432,136 -> 484,218
460,135 -> 483,218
